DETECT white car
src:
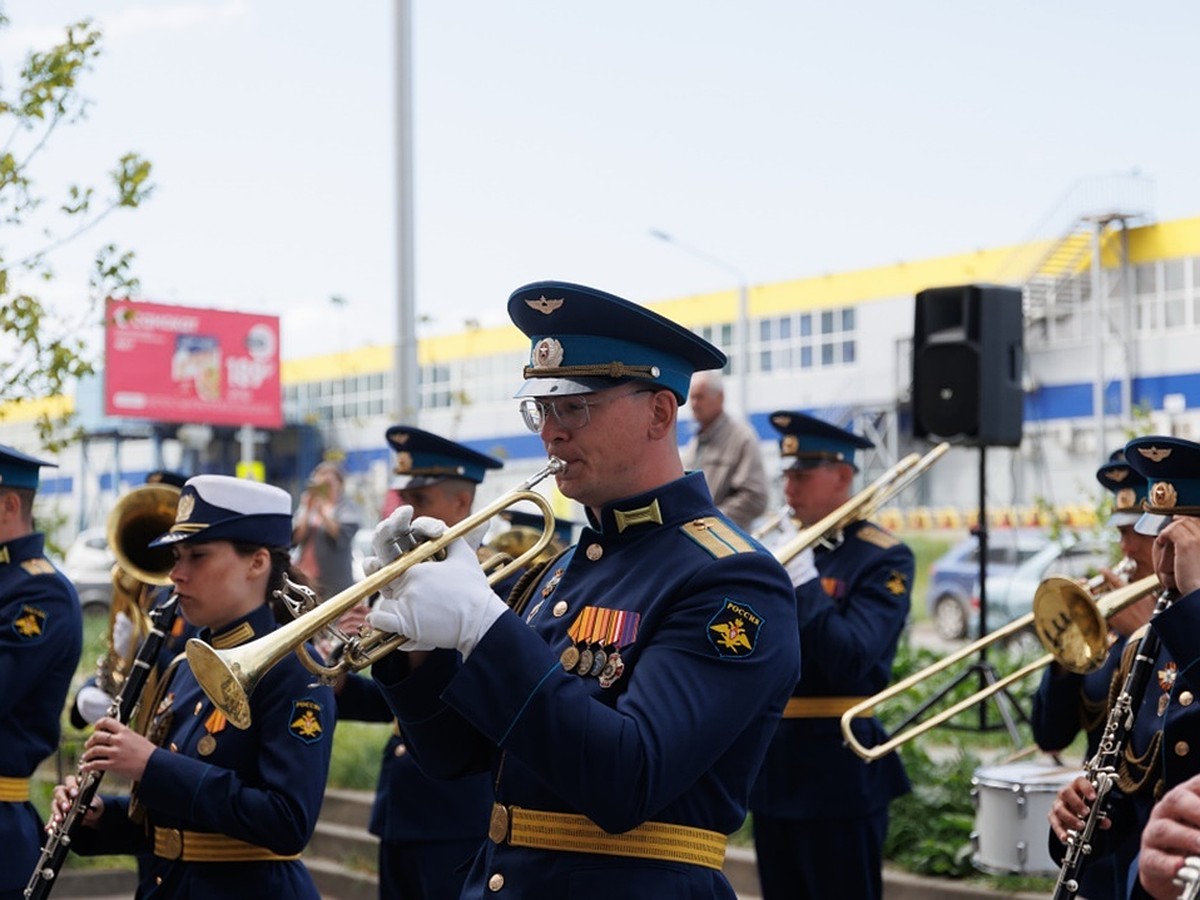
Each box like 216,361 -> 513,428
63,527 -> 116,614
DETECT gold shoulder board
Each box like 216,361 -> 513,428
855,525 -> 899,549
20,558 -> 56,575
681,518 -> 755,559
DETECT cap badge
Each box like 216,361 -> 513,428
1139,446 -> 1173,463
532,337 -> 565,369
1115,487 -> 1136,510
1150,481 -> 1178,509
526,296 -> 564,315
771,414 -> 792,429
392,433 -> 409,446
394,452 -> 413,475
780,435 -> 799,456
176,493 -> 196,522
1108,469 -> 1129,482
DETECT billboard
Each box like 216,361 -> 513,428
105,299 -> 283,429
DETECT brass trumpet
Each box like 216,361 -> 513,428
186,458 -> 567,729
773,441 -> 950,565
839,573 -> 1161,762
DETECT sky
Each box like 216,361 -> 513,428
3,1 -> 1199,363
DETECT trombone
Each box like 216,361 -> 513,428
186,458 -> 566,729
773,441 -> 950,565
839,572 -> 1161,762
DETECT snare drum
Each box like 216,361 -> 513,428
970,761 -> 1082,876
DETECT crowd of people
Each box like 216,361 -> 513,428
3,278 -> 1198,899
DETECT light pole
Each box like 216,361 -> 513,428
649,229 -> 750,417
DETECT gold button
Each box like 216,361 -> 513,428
488,873 -> 505,892
394,743 -> 407,758
156,876 -> 163,886
552,600 -> 568,617
586,544 -> 603,561
194,701 -> 203,716
1181,691 -> 1195,707
169,742 -> 178,753
1176,741 -> 1190,757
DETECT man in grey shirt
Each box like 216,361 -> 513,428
681,370 -> 769,529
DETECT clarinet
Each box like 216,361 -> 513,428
1052,588 -> 1178,900
24,595 -> 180,900
1177,857 -> 1200,900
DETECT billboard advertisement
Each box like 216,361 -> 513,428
105,299 -> 283,429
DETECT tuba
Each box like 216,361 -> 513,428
95,484 -> 180,695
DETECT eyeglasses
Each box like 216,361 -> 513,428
519,388 -> 653,433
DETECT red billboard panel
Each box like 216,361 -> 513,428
105,299 -> 283,429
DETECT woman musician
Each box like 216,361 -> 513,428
48,475 -> 335,898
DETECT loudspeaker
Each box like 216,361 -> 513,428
912,284 -> 1024,446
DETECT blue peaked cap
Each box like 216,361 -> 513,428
508,281 -> 726,402
0,443 -> 57,490
1124,435 -> 1200,535
769,410 -> 873,471
386,426 -> 503,487
1096,448 -> 1148,528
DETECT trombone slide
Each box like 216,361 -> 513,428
839,573 -> 1161,762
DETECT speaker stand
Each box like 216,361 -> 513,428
894,445 -> 1029,745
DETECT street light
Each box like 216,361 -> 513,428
649,229 -> 751,417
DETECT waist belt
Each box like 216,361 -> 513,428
153,827 -> 301,863
0,776 -> 30,802
489,804 -> 727,870
783,696 -> 873,718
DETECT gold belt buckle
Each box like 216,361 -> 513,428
159,827 -> 184,860
488,803 -> 510,844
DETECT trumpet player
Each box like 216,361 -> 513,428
748,411 -> 913,900
1046,436 -> 1200,898
336,425 -> 502,900
364,281 -> 799,898
48,475 -> 335,898
0,445 -> 81,900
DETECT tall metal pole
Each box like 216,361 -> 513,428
1090,220 -> 1105,461
393,0 -> 419,424
649,229 -> 750,417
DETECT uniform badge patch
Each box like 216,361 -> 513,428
20,558 -> 55,575
12,604 -> 46,640
885,571 -> 908,596
707,599 -> 763,658
289,699 -> 324,744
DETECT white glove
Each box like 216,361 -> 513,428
785,546 -> 819,588
368,536 -> 508,659
112,610 -> 136,659
76,684 -> 115,725
364,514 -> 448,598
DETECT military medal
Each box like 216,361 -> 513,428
589,648 -> 608,677
197,734 -> 217,756
198,708 -> 227,756
598,651 -> 625,689
576,648 -> 594,676
560,645 -> 581,671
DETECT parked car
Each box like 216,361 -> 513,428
63,527 -> 116,614
978,534 -> 1112,648
926,530 -> 1049,640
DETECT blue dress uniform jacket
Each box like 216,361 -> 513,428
337,672 -> 491,892
750,519 -> 912,819
0,534 -> 82,899
373,472 -> 800,899
1032,634 -> 1127,761
71,604 -> 335,899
